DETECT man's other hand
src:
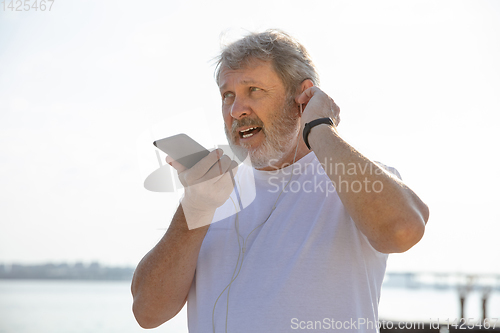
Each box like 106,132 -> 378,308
296,86 -> 341,132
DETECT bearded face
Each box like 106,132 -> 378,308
225,95 -> 300,169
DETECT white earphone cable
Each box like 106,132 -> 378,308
212,105 -> 303,332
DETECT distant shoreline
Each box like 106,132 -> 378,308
0,262 -> 134,281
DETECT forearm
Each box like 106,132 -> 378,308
131,204 -> 211,328
309,125 -> 429,253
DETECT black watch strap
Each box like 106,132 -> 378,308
303,117 -> 334,150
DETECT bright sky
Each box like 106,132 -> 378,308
1,0 -> 499,275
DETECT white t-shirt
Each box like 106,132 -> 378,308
187,152 -> 392,333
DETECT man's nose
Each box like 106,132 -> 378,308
230,97 -> 251,119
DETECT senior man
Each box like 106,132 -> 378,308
131,30 -> 429,332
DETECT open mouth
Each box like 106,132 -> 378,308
239,127 -> 262,139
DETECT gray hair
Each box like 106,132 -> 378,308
215,29 -> 319,96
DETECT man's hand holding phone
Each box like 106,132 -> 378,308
166,148 -> 238,230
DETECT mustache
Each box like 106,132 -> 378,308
231,116 -> 265,135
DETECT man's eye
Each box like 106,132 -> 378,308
223,92 -> 234,104
250,87 -> 261,92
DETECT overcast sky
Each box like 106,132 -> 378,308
1,0 -> 499,275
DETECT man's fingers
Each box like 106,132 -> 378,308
166,156 -> 187,173
204,154 -> 233,181
215,160 -> 239,187
183,149 -> 227,184
330,97 -> 341,126
167,148 -> 239,189
296,87 -> 341,126
220,159 -> 239,181
296,86 -> 321,104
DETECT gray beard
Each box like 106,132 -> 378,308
224,98 -> 300,169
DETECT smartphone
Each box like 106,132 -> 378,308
153,134 -> 210,169
154,133 -> 243,210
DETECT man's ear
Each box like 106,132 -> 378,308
295,79 -> 314,100
295,79 -> 314,113
300,79 -> 314,93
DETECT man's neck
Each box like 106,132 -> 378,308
255,140 -> 310,171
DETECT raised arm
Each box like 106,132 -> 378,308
297,85 -> 429,254
131,149 -> 237,328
